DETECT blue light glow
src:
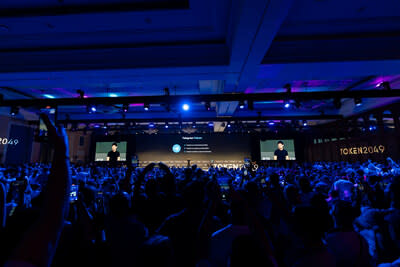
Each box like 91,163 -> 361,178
182,103 -> 190,111
284,102 -> 290,108
43,94 -> 55,99
109,93 -> 118,97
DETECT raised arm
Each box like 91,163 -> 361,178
7,114 -> 71,267
0,182 -> 5,228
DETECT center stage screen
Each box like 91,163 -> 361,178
95,141 -> 127,161
136,134 -> 251,169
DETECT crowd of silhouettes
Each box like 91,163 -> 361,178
0,115 -> 400,267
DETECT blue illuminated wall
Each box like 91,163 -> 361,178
5,125 -> 34,165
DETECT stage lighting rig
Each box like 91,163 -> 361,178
238,100 -> 245,109
284,83 -> 292,94
334,98 -> 342,109
10,106 -> 19,116
122,104 -> 129,113
354,98 -> 362,107
87,105 -> 96,113
382,82 -> 391,90
295,99 -> 301,109
77,90 -> 85,99
205,101 -> 211,111
164,87 -> 170,96
248,100 -> 254,110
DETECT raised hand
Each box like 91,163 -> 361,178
40,113 -> 69,158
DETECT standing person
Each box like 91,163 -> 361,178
107,143 -> 120,166
6,113 -> 71,267
274,141 -> 289,167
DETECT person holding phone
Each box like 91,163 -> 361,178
107,143 -> 120,163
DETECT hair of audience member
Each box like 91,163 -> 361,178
230,234 -> 272,267
284,184 -> 300,207
298,176 -> 312,193
269,173 -> 280,187
331,200 -> 357,230
293,205 -> 326,241
368,175 -> 381,186
389,177 -> 400,209
182,180 -> 205,208
139,235 -> 174,267
110,192 -> 131,217
161,174 -> 176,195
145,178 -> 158,197
184,168 -> 193,180
230,190 -> 248,226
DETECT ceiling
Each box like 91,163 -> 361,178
1,0 -> 400,127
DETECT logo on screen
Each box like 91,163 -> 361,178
172,144 -> 181,153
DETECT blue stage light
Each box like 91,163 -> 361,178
354,98 -> 362,107
182,103 -> 190,111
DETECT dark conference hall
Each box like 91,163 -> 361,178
0,0 -> 400,266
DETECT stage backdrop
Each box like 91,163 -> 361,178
135,134 -> 251,169
305,132 -> 400,162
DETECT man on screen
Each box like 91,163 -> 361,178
274,141 -> 289,165
107,143 -> 120,163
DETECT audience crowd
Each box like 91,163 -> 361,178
0,118 -> 399,266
